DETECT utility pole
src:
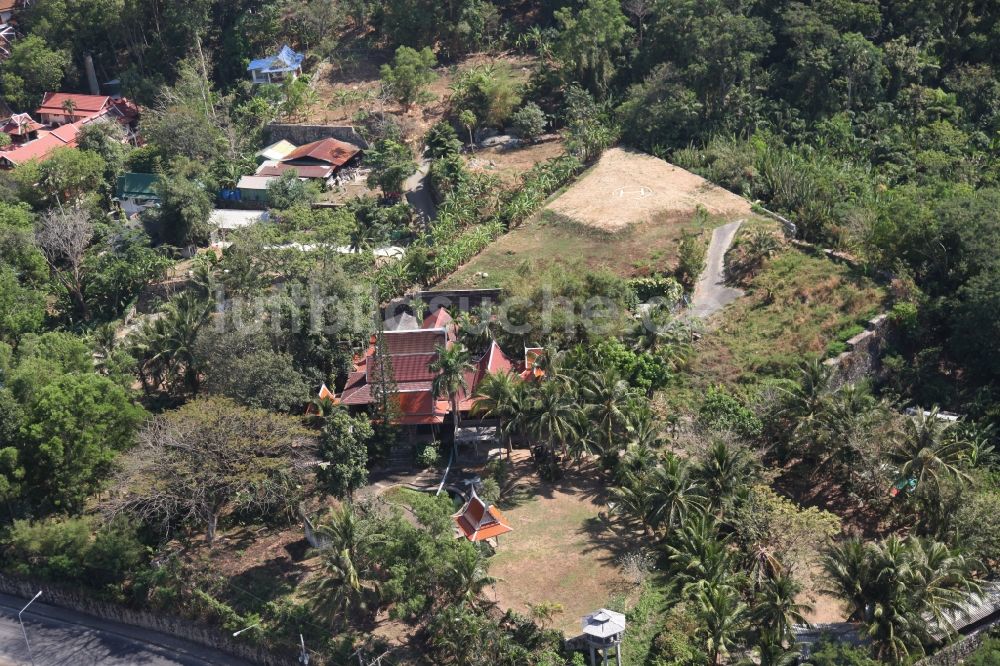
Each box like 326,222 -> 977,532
18,590 -> 42,666
298,634 -> 309,665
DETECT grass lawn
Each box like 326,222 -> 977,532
486,453 -> 633,635
439,207 -> 722,290
686,243 -> 889,388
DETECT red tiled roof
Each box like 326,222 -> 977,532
256,163 -> 333,179
281,137 -> 361,168
368,352 -> 438,383
453,490 -> 513,541
422,308 -> 454,329
36,93 -> 111,116
384,329 -> 447,356
0,134 -> 74,166
0,114 -> 44,136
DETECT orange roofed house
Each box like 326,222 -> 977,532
335,307 -> 514,436
0,93 -> 139,169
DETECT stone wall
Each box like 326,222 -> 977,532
824,313 -> 892,389
265,123 -> 368,149
0,573 -> 296,665
918,632 -> 988,666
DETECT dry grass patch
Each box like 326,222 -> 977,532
487,453 -> 630,635
546,147 -> 751,233
466,139 -> 566,186
688,245 -> 888,387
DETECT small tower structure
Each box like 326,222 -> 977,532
581,608 -> 626,666
452,487 -> 512,544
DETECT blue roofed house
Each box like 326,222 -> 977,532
247,45 -> 305,85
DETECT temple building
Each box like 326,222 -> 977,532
335,307 -> 513,432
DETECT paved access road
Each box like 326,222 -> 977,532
0,592 -> 249,666
689,219 -> 745,319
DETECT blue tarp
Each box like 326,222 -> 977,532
247,45 -> 304,74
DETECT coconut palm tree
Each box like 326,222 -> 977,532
892,407 -> 971,495
752,573 -> 812,647
697,439 -> 757,515
779,359 -> 834,456
471,370 -> 520,458
664,513 -> 733,592
580,368 -> 636,463
448,547 -> 497,607
305,505 -> 384,628
61,98 -> 77,123
430,343 -> 475,437
821,536 -> 980,664
530,378 -> 584,471
131,291 -> 212,395
690,580 -> 748,666
645,454 -> 707,536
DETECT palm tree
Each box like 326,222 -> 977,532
305,505 -> 383,628
750,631 -> 801,666
664,513 -> 733,591
644,454 -> 707,536
691,580 -> 748,666
892,407 -> 971,495
821,536 -> 980,663
697,440 -> 757,515
530,379 -> 584,471
780,359 -> 834,456
61,98 -> 77,123
448,547 -> 497,607
429,343 -> 475,437
471,370 -> 521,458
131,291 -> 212,395
753,573 -> 812,647
580,368 -> 636,463
820,538 -> 872,622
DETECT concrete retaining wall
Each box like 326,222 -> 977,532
824,313 -> 892,389
265,124 -> 368,149
0,574 -> 296,665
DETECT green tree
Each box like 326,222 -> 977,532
510,102 -> 547,142
553,0 -> 632,95
821,536 -> 980,662
306,504 -> 382,627
151,158 -> 214,247
266,169 -> 320,209
318,410 -> 374,499
753,573 -> 813,647
109,396 -> 310,544
430,343 -> 475,435
471,370 -> 522,458
0,266 -> 45,343
131,291 -> 212,396
380,46 -> 437,110
1,35 -> 71,110
425,120 -> 463,159
459,109 -> 477,148
19,373 -> 144,513
690,580 -> 748,666
366,139 -> 417,197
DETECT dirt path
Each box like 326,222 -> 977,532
689,220 -> 745,318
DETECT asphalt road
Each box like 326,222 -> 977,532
0,592 -> 249,666
404,155 -> 437,230
689,219 -> 745,319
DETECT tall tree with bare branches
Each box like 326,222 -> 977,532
34,206 -> 92,321
106,396 -> 312,545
